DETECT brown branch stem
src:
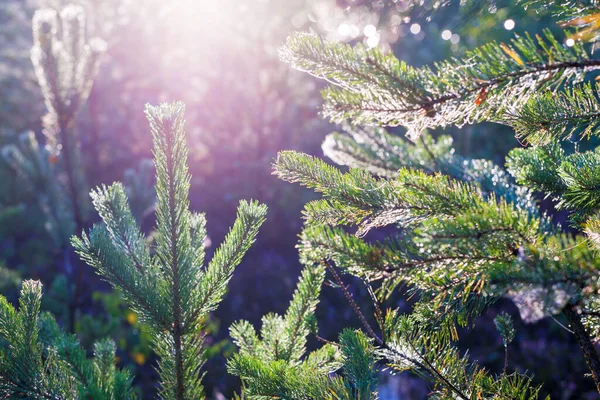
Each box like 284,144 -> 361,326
322,260 -> 383,346
563,303 -> 600,394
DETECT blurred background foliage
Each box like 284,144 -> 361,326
0,0 -> 596,398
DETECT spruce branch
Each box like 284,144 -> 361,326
282,30 -> 597,138
508,82 -> 600,145
508,142 -> 600,214
322,260 -> 383,346
563,303 -> 600,393
323,125 -> 546,226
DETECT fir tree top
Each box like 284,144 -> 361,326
73,102 -> 267,399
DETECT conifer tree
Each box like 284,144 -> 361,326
1,100 -> 267,399
1,3 -> 106,251
0,3 -> 157,333
0,280 -> 136,398
0,3 -> 110,330
30,3 -> 106,230
72,102 -> 267,399
230,1 -> 600,397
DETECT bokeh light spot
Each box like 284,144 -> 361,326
364,24 -> 377,37
410,23 -> 421,35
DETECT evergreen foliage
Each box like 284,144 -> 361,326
322,126 -> 544,224
8,0 -> 600,398
72,102 -> 267,399
0,131 -> 74,247
31,4 -> 106,154
520,0 -> 600,42
228,264 -> 380,399
30,4 -> 106,227
507,142 -> 600,215
229,0 -> 600,398
0,3 -> 142,333
281,29 -> 595,139
508,82 -> 600,145
0,280 -> 135,399
380,312 -> 540,399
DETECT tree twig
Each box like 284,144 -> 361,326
322,260 -> 383,346
563,303 -> 600,394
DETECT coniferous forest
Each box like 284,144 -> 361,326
6,0 -> 600,399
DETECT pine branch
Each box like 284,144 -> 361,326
323,260 -> 383,346
0,131 -> 75,246
584,215 -> 600,250
294,159 -> 600,329
282,264 -> 327,361
508,82 -> 600,145
506,141 -> 567,194
282,30 -> 597,138
30,4 -> 106,332
148,102 -> 191,399
323,126 -> 547,228
275,151 -> 506,235
300,219 -> 536,330
322,126 -> 453,178
228,264 -> 361,399
338,329 -> 379,398
299,225 -> 405,281
380,311 -> 540,399
72,226 -> 171,330
90,183 -> 149,273
195,200 -> 267,319
230,264 -> 326,371
508,142 -> 600,214
563,303 -> 600,393
520,0 -> 600,43
30,5 -> 106,227
229,327 -> 377,399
